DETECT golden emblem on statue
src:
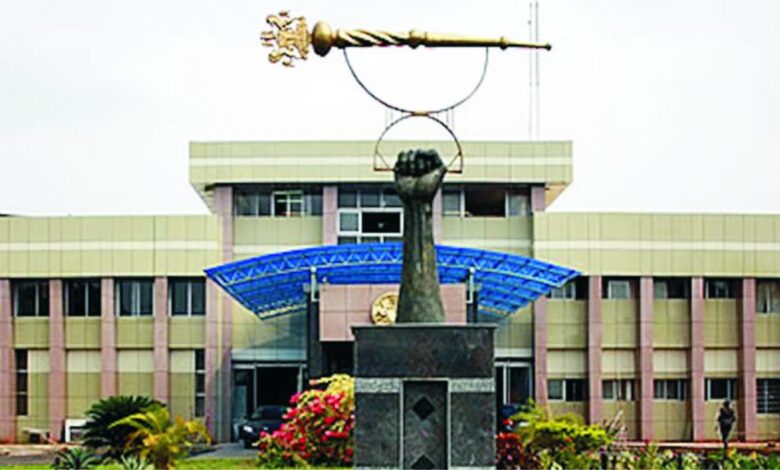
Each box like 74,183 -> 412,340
371,292 -> 399,325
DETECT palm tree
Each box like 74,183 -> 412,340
83,395 -> 161,459
110,404 -> 210,469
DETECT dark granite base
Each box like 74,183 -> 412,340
353,325 -> 496,469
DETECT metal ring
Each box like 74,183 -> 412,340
373,114 -> 463,174
343,48 -> 490,115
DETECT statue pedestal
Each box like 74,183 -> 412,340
353,325 -> 496,469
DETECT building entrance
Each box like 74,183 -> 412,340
232,362 -> 304,439
495,361 -> 532,426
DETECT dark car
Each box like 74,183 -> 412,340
238,405 -> 287,448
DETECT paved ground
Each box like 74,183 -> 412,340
191,442 -> 257,459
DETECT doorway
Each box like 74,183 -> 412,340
495,361 -> 532,428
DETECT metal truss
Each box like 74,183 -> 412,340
205,243 -> 579,321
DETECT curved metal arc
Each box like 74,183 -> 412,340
373,113 -> 464,173
342,48 -> 490,115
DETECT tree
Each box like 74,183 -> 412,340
83,396 -> 161,459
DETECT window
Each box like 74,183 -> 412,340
548,278 -> 588,300
195,349 -> 206,416
548,379 -> 587,401
442,185 -> 522,217
757,379 -> 780,414
654,278 -> 689,299
757,280 -> 780,314
604,278 -> 633,299
235,187 -> 321,216
705,279 -> 737,299
15,349 -> 28,416
115,279 -> 153,316
603,379 -> 635,401
653,379 -> 689,400
706,378 -> 738,401
13,280 -> 49,317
64,279 -> 101,317
337,186 -> 403,244
169,278 -> 205,316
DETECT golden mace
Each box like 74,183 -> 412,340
261,11 -> 552,67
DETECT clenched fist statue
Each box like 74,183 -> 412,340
393,149 -> 447,323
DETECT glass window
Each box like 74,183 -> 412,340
338,189 -> 358,208
654,379 -> 688,400
603,379 -> 634,401
195,349 -> 206,417
337,236 -> 357,245
605,279 -> 632,299
757,280 -> 780,314
359,189 -> 381,208
443,189 -> 462,216
116,279 -> 153,316
705,279 -> 737,299
549,282 -> 577,300
235,191 -> 258,216
548,379 -> 563,400
757,379 -> 780,414
654,278 -> 689,299
273,191 -> 304,217
464,187 -> 506,217
706,378 -> 738,400
337,187 -> 403,243
361,212 -> 401,234
15,349 -> 28,416
382,188 -> 402,208
64,279 -> 101,317
13,280 -> 49,317
339,212 -> 359,232
307,193 -> 323,216
170,278 -> 205,316
507,192 -> 530,216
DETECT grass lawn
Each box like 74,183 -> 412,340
5,457 -> 258,469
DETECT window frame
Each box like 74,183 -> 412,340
337,186 -> 403,244
272,190 -> 304,217
705,378 -> 738,401
602,379 -> 635,401
604,278 -> 633,300
653,379 -> 689,401
705,278 -> 738,299
654,278 -> 689,299
64,278 -> 102,317
757,378 -> 780,414
168,278 -> 206,317
547,378 -> 587,402
195,349 -> 206,417
756,280 -> 780,314
15,349 -> 28,416
12,280 -> 49,317
115,278 -> 154,317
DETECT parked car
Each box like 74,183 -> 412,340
238,405 -> 287,448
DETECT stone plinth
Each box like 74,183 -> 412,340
353,325 -> 496,469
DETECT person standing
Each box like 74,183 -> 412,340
715,399 -> 737,450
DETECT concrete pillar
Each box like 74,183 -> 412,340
0,279 -> 15,441
588,276 -> 602,424
322,186 -> 338,245
533,297 -> 548,406
215,186 -> 234,441
530,186 -> 546,213
100,278 -> 117,397
638,277 -> 654,441
48,280 -> 66,442
205,279 -> 219,438
153,277 -> 169,404
738,278 -> 757,441
691,277 -> 706,441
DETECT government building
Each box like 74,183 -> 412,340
0,140 -> 778,443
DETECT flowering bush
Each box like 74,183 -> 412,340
256,374 -> 354,468
496,432 -> 535,469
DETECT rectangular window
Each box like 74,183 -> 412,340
654,379 -> 689,400
13,280 -> 49,317
235,187 -> 320,216
603,379 -> 635,401
464,187 -> 506,217
115,279 -> 153,316
169,278 -> 205,316
272,190 -> 304,217
195,349 -> 206,417
548,379 -> 587,401
507,191 -> 530,216
547,278 -> 588,300
757,280 -> 780,314
443,189 -> 462,217
706,378 -> 738,401
654,278 -> 689,299
64,279 -> 101,317
604,279 -> 633,299
705,279 -> 737,299
15,349 -> 28,416
337,186 -> 403,243
757,379 -> 780,414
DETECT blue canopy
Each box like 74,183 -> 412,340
205,243 -> 579,320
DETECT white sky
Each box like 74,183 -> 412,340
0,0 -> 778,216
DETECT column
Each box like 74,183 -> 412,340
153,277 -> 169,404
533,297 -> 548,406
205,279 -> 219,437
638,277 -> 654,441
690,277 -> 705,441
215,186 -> 234,441
738,278 -> 757,441
322,186 -> 338,245
49,280 -> 66,442
100,278 -> 117,397
587,276 -> 603,424
530,186 -> 546,213
0,280 -> 15,441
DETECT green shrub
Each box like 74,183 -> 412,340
51,446 -> 100,470
83,395 -> 161,459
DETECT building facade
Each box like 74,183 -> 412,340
0,140 -> 778,443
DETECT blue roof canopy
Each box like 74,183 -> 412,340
205,243 -> 579,320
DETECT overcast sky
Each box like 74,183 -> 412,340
1,1 -> 778,216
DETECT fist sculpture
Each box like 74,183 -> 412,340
393,149 -> 446,323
